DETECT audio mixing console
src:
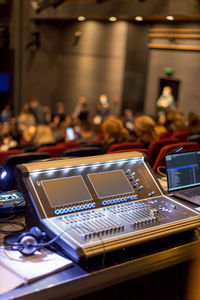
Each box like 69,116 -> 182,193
16,152 -> 200,262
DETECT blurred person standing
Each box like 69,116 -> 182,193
156,86 -> 176,123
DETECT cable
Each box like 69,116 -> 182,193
0,220 -> 26,234
156,166 -> 167,178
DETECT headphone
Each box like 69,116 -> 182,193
4,226 -> 55,256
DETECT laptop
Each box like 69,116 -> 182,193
165,150 -> 200,205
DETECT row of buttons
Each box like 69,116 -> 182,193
102,195 -> 138,206
0,193 -> 20,200
54,203 -> 96,215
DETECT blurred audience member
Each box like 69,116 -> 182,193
30,98 -> 46,124
134,115 -> 158,148
187,112 -> 200,135
17,103 -> 36,141
0,105 -> 12,123
32,125 -> 55,146
122,108 -> 135,134
186,112 -> 200,143
0,121 -> 18,151
73,97 -> 89,123
96,94 -> 110,122
54,102 -> 66,124
165,108 -> 185,132
50,115 -> 65,143
43,105 -> 53,124
102,117 -> 131,152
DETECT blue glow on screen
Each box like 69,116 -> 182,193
0,73 -> 9,92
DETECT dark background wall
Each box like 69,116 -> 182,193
1,0 -> 200,117
22,20 -> 128,116
121,23 -> 149,114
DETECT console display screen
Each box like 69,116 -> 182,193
88,170 -> 133,198
41,176 -> 92,207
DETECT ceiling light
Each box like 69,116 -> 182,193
166,16 -> 174,21
135,16 -> 143,21
77,16 -> 86,21
109,17 -> 117,22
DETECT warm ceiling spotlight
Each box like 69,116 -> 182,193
109,17 -> 117,22
78,16 -> 86,21
135,16 -> 143,21
166,15 -> 174,21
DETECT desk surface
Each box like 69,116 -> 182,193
1,232 -> 198,300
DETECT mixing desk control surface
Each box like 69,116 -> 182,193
16,152 -> 200,262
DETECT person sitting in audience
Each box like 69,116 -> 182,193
32,124 -> 55,147
186,112 -> 200,143
134,115 -> 158,148
102,117 -> 131,153
17,103 -> 36,142
0,122 -> 18,151
30,97 -> 46,124
165,108 -> 185,132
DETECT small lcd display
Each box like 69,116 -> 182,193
88,170 -> 133,198
41,176 -> 92,208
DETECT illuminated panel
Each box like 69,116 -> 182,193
88,170 -> 133,198
41,176 -> 92,207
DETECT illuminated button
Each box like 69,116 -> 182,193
92,203 -> 95,208
149,191 -> 155,197
60,209 -> 64,214
55,209 -> 60,215
88,204 -> 92,209
76,206 -> 80,211
64,208 -> 68,213
121,198 -> 125,202
80,205 -> 84,210
68,207 -> 72,212
130,196 -> 135,200
106,200 -> 110,205
102,201 -> 106,206
113,199 -> 118,204
84,204 -> 88,209
117,198 -> 121,203
131,172 -> 136,177
126,169 -> 131,175
110,200 -> 114,204
138,185 -> 143,191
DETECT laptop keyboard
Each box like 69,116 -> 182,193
179,189 -> 200,198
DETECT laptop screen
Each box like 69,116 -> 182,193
165,150 -> 200,192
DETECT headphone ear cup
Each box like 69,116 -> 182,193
18,234 -> 38,256
29,226 -> 42,240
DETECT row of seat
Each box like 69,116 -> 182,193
0,134 -> 199,191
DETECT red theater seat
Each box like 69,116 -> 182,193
147,138 -> 179,167
152,142 -> 200,172
37,144 -> 66,157
107,148 -> 148,155
0,149 -> 24,166
107,142 -> 143,153
171,129 -> 189,141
